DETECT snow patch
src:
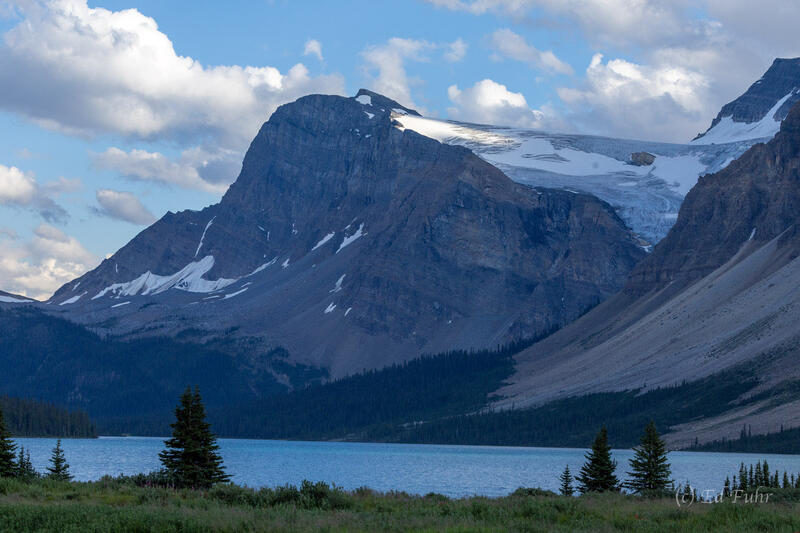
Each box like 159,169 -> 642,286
92,256 -> 236,299
282,258 -> 290,269
324,302 -> 336,314
250,257 -> 277,275
111,301 -> 130,308
312,232 -> 335,251
337,223 -> 364,253
0,295 -> 28,303
748,228 -> 757,241
356,94 -> 372,106
60,291 -> 87,305
330,274 -> 346,293
344,307 -> 352,316
223,287 -> 248,299
693,91 -> 795,145
364,111 -> 375,119
195,216 -> 216,258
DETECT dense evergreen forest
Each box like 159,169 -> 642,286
0,396 -> 96,438
211,337 -> 538,439
213,361 -> 767,449
690,425 -> 800,454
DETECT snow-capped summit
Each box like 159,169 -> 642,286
693,57 -> 800,145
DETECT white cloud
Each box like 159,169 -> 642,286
361,38 -> 434,108
556,53 -> 712,140
0,223 -> 98,299
303,38 -> 323,61
0,163 -> 70,223
444,38 -> 468,62
447,79 -> 563,129
0,0 -> 345,152
91,147 -> 238,194
426,0 -> 800,141
488,28 -> 572,75
94,189 -> 157,225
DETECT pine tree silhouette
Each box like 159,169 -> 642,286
46,439 -> 71,481
559,465 -> 574,496
159,387 -> 230,489
0,408 -> 17,478
577,426 -> 619,493
625,421 -> 672,495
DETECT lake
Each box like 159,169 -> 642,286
14,437 -> 800,498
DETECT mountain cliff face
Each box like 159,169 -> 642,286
694,58 -> 800,144
51,90 -> 645,376
503,101 -> 800,445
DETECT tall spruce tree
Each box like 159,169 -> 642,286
559,465 -> 575,496
159,387 -> 230,489
0,408 -> 17,478
46,439 -> 71,481
577,426 -> 619,493
625,421 -> 672,495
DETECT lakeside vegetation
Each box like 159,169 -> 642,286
2,477 -> 800,533
2,390 -> 800,531
690,425 -> 800,455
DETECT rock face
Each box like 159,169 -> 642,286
694,57 -> 800,143
629,152 -> 655,166
51,89 -> 645,377
503,101 -> 800,444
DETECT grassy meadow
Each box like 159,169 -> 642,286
1,477 -> 799,532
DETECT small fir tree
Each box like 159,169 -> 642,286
559,465 -> 574,496
46,439 -> 71,481
159,387 -> 230,489
625,421 -> 672,495
0,408 -> 17,478
16,446 -> 38,480
783,472 -> 790,489
723,477 -> 731,497
577,426 -> 619,493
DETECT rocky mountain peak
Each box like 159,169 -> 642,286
693,57 -> 800,144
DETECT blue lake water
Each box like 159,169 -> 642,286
14,437 -> 800,498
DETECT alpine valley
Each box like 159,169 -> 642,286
3,58 -> 800,449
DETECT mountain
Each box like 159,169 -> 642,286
499,100 -> 800,446
49,90 -> 645,377
693,57 -> 800,144
394,110 -> 752,246
395,59 -> 800,246
0,290 -> 35,304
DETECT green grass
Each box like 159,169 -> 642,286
1,478 -> 799,532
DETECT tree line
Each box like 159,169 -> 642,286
0,395 -> 96,438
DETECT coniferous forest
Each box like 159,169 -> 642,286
0,396 -> 95,438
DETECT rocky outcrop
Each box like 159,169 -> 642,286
51,89 -> 646,376
629,152 -> 655,166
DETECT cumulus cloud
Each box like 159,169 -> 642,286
0,223 -> 98,299
0,1 -> 345,152
444,38 -> 468,62
488,28 -> 572,75
91,147 -> 238,194
426,0 -> 800,141
303,38 -> 323,61
0,163 -> 70,223
361,38 -> 434,108
93,189 -> 157,225
556,53 -> 712,140
447,79 -> 563,129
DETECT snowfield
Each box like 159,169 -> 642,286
394,114 -> 767,244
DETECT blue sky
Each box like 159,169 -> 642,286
1,0 -> 799,298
